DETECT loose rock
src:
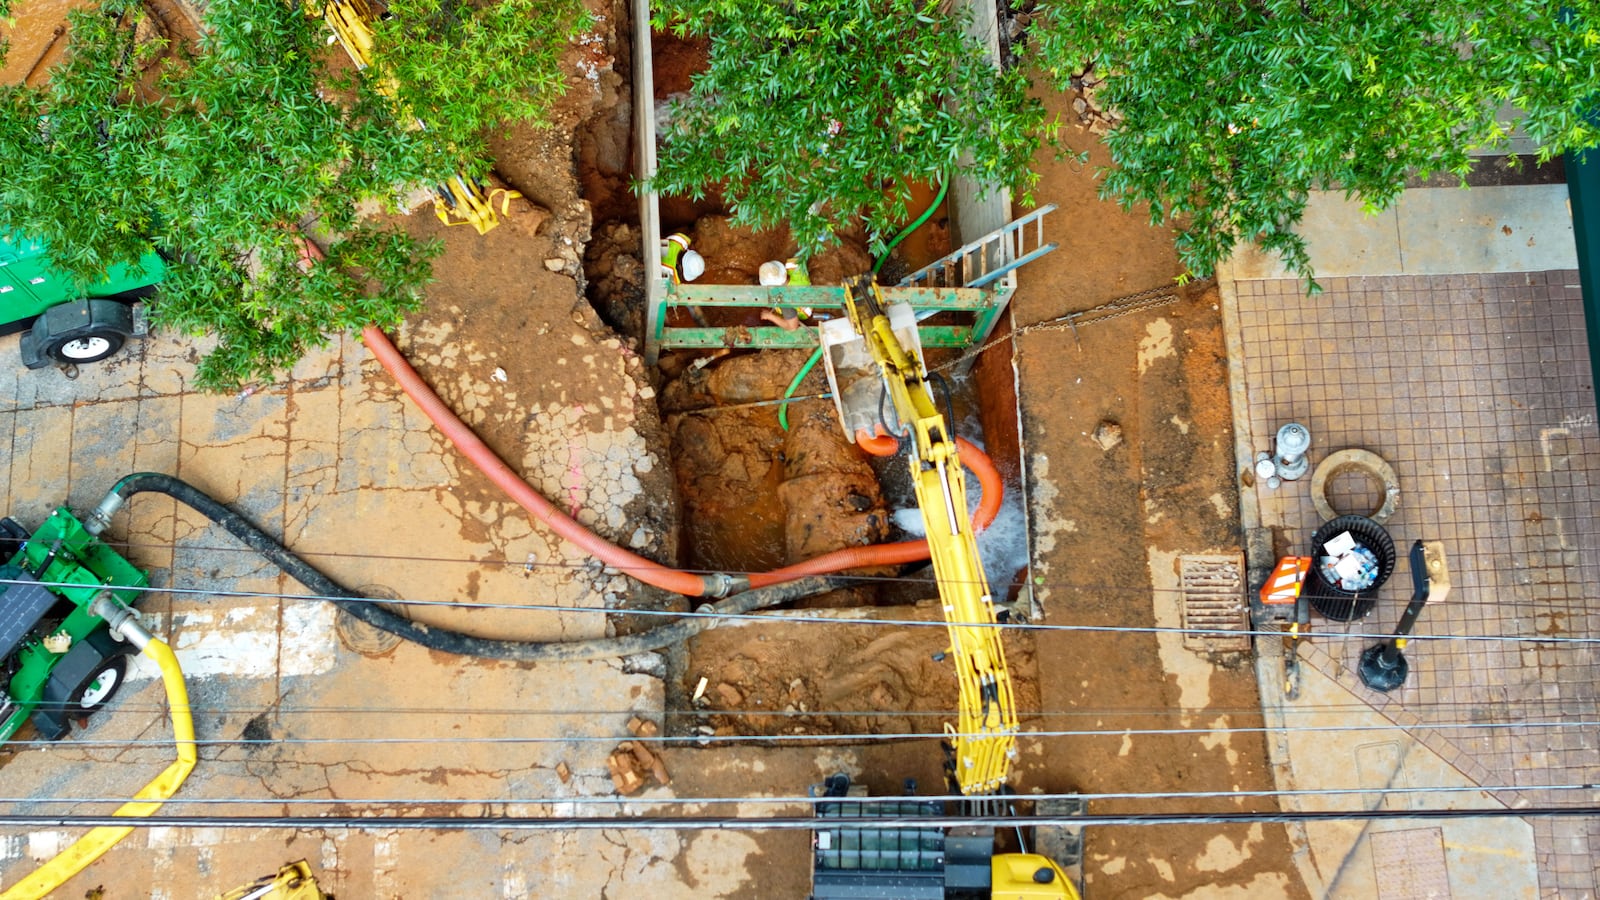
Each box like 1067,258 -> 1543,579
1092,420 -> 1124,452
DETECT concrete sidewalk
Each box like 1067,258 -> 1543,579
1220,184 -> 1597,898
0,313 -> 753,895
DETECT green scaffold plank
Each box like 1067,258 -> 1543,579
660,325 -> 974,350
668,284 -> 991,311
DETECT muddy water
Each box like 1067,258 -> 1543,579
0,0 -> 81,85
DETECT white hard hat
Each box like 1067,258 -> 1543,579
758,260 -> 787,285
680,250 -> 705,282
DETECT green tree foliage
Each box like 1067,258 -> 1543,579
370,0 -> 587,163
0,0 -> 582,390
1032,1 -> 1600,283
649,0 -> 1042,261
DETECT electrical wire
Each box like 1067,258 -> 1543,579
12,717 -> 1600,751
3,572 -> 1591,647
6,781 -> 1594,809
9,532 -> 1592,620
10,692 -> 1588,718
1,806 -> 1596,832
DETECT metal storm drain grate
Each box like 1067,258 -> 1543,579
1179,554 -> 1249,652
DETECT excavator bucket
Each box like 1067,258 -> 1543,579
433,174 -> 523,236
313,0 -> 378,70
817,300 -> 920,443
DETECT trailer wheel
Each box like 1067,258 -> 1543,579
46,328 -> 126,365
68,655 -> 127,713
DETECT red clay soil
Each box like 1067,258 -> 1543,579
1005,87 -> 1308,897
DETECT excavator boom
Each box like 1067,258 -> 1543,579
840,282 -> 1018,795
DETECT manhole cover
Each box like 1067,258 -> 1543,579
335,584 -> 405,657
1179,554 -> 1249,652
1370,828 -> 1451,899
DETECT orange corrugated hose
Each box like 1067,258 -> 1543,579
360,326 -> 1002,597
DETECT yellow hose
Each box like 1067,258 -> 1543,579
1,638 -> 195,900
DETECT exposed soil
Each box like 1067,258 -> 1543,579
678,608 -> 1041,742
661,350 -> 892,608
1003,86 -> 1307,896
4,0 -> 1306,893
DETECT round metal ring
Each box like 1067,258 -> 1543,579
1310,448 -> 1400,524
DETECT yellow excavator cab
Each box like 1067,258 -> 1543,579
991,853 -> 1079,900
215,860 -> 329,900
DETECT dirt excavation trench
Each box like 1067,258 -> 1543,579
565,13 -> 1042,749
568,16 -> 1301,893
0,0 -> 1314,895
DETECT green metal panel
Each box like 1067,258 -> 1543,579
657,282 -> 990,353
0,234 -> 165,327
2,508 -> 148,740
668,284 -> 993,311
1569,128 -> 1599,412
21,507 -> 149,608
661,325 -> 975,350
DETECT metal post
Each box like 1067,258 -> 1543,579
1358,541 -> 1451,692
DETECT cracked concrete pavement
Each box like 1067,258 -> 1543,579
0,309 -> 819,897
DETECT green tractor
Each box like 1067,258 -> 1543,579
0,233 -> 166,369
0,508 -> 148,742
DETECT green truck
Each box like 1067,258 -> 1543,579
0,508 -> 147,742
0,234 -> 166,369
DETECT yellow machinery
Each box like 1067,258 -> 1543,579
826,279 -> 1019,796
216,861 -> 330,900
309,0 -> 520,235
813,282 -> 1080,899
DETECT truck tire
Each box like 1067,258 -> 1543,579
66,654 -> 127,714
46,327 -> 126,364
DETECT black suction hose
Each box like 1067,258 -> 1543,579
93,473 -> 847,662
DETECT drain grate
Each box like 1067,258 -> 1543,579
1179,554 -> 1249,652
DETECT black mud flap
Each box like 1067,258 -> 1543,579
19,299 -> 135,370
32,628 -> 129,740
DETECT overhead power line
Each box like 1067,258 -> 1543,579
3,573 -> 1595,647
15,717 -> 1600,751
2,806 -> 1597,832
2,783 -> 1593,812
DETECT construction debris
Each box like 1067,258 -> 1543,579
607,740 -> 670,795
1091,420 -> 1123,452
609,715 -> 670,795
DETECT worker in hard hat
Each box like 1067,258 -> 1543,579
660,233 -> 705,284
757,258 -> 813,330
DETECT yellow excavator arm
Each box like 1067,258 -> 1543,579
308,0 -> 519,235
841,282 -> 1019,795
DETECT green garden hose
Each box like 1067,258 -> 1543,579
779,177 -> 949,430
874,177 -> 948,275
778,347 -> 825,431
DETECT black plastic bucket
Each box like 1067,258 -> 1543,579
1305,515 -> 1396,621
